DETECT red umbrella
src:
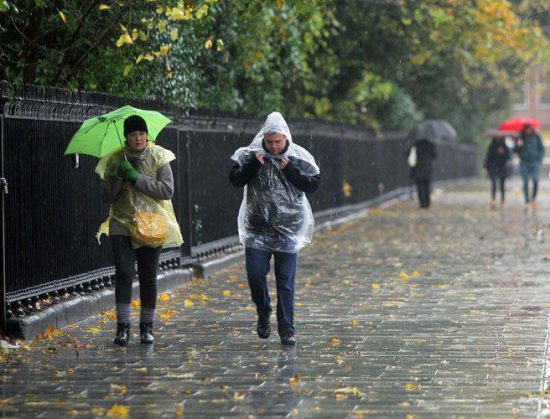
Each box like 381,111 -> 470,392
498,117 -> 540,133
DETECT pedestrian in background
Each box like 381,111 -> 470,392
516,123 -> 544,209
483,135 -> 511,209
407,138 -> 437,209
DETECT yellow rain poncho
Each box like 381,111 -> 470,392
95,143 -> 183,249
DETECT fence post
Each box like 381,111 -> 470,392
0,113 -> 6,332
180,130 -> 193,258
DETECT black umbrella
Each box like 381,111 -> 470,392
409,119 -> 457,142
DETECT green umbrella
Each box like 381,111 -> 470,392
64,105 -> 172,158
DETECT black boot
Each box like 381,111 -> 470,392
113,322 -> 130,347
280,332 -> 296,346
257,314 -> 271,339
140,322 -> 154,344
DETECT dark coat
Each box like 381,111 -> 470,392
484,140 -> 510,178
407,139 -> 437,180
516,133 -> 544,165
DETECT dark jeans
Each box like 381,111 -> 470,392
110,235 -> 162,309
245,247 -> 297,336
490,175 -> 506,202
415,178 -> 431,208
520,163 -> 540,203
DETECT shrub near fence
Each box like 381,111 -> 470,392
0,83 -> 477,331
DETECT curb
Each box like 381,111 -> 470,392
6,268 -> 192,339
191,178 -> 476,278
191,187 -> 414,277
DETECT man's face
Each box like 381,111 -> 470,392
126,131 -> 148,151
264,132 -> 287,154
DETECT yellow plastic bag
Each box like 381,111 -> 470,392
131,210 -> 168,247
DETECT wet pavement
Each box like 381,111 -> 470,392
2,179 -> 550,417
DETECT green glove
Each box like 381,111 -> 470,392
117,160 -> 139,182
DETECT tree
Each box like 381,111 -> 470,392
1,0 -> 548,140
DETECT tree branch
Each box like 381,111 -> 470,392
69,0 -> 104,48
51,0 -> 105,83
56,2 -> 133,85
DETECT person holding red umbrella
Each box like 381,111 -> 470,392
516,123 -> 544,209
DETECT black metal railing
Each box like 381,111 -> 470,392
0,82 -> 477,329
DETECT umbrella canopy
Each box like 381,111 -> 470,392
409,119 -> 457,142
498,117 -> 539,133
64,105 -> 172,158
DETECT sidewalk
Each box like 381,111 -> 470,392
2,178 -> 550,417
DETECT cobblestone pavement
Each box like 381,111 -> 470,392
3,179 -> 550,418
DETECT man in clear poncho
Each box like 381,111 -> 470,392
229,112 -> 320,345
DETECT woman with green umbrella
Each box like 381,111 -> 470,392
95,115 -> 183,346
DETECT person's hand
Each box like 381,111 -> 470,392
517,139 -> 524,147
280,156 -> 290,170
117,160 -> 139,182
255,152 -> 265,164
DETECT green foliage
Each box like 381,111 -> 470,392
1,0 -> 548,140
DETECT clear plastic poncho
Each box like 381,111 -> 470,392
231,112 -> 320,253
95,142 -> 183,249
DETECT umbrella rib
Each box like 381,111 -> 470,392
99,121 -> 116,157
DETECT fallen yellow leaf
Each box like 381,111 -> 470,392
106,403 -> 129,417
372,283 -> 380,289
184,299 -> 194,307
222,290 -> 231,297
288,373 -> 301,385
131,300 -> 140,308
398,272 -> 410,279
412,271 -> 421,277
405,383 -> 420,391
110,384 -> 127,395
37,326 -> 64,340
329,338 -> 341,345
158,309 -> 178,320
335,386 -> 365,397
158,293 -> 171,302
233,391 -> 246,400
101,310 -> 116,321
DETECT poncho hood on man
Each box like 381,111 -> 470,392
231,112 -> 320,253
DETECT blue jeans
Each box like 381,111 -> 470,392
520,163 -> 540,203
245,247 -> 297,336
